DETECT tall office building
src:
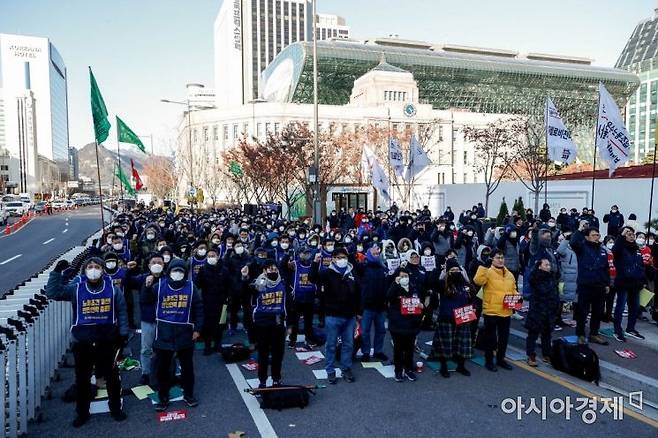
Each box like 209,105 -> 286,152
0,33 -> 69,194
315,13 -> 350,40
616,8 -> 658,162
213,0 -> 349,106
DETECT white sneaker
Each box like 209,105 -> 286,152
511,313 -> 524,321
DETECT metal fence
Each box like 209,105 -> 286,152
1,229 -> 105,438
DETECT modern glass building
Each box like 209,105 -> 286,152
262,39 -> 639,132
616,8 -> 658,162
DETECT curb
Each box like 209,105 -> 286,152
507,327 -> 658,404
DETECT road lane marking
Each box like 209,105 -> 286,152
226,363 -> 277,437
513,356 -> 658,428
0,254 -> 22,265
62,229 -> 68,233
42,238 -> 55,245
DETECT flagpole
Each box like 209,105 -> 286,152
116,121 -> 124,203
648,136 -> 658,234
544,97 -> 549,206
94,141 -> 105,230
387,108 -> 393,208
591,88 -> 601,210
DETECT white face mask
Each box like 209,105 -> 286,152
207,257 -> 218,266
150,264 -> 164,274
637,238 -> 646,246
423,249 -> 432,256
212,239 -> 220,244
344,237 -> 352,243
112,243 -> 123,251
146,233 -> 155,240
649,239 -> 655,246
157,245 -> 165,251
234,246 -> 245,255
280,243 -> 289,250
335,258 -> 348,268
86,268 -> 102,281
399,277 -> 410,287
271,240 -> 278,247
606,242 -> 614,250
357,245 -> 364,252
197,249 -> 207,257
170,271 -> 185,282
163,254 -> 171,263
105,261 -> 117,270
326,245 -> 335,252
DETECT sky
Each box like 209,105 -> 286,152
0,0 -> 656,156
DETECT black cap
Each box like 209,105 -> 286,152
333,247 -> 348,257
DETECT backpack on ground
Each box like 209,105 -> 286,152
551,337 -> 600,384
221,343 -> 251,363
257,385 -> 314,410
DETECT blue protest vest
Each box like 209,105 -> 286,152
292,261 -> 316,303
107,268 -> 127,294
254,280 -> 286,314
120,244 -> 131,263
74,277 -> 115,326
319,249 -> 333,272
189,256 -> 206,281
156,278 -> 194,325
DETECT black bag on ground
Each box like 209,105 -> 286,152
551,338 -> 601,384
221,343 -> 251,363
258,385 -> 314,410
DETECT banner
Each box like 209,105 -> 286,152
371,155 -> 391,202
117,116 -> 146,153
596,82 -> 631,176
89,67 -> 110,143
131,159 -> 143,190
388,138 -> 404,178
545,97 -> 577,164
361,145 -> 375,181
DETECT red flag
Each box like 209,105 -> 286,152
131,159 -> 143,190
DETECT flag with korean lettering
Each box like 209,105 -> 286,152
596,83 -> 631,176
388,138 -> 405,178
545,97 -> 577,164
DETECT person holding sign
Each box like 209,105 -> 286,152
387,267 -> 424,382
145,259 -> 204,412
46,257 -> 129,427
525,259 -> 560,367
432,258 -> 475,377
244,259 -> 290,388
474,250 -> 519,372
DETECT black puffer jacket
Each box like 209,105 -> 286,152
387,282 -> 422,336
524,268 -> 560,332
310,262 -> 360,318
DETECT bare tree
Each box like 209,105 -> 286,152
142,156 -> 177,201
462,118 -> 515,216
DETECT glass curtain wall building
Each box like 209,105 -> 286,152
616,8 -> 658,162
262,40 -> 639,161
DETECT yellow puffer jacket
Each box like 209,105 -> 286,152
474,265 -> 519,317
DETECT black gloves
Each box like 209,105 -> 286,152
53,260 -> 70,273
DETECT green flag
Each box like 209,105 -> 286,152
116,116 -> 146,153
115,163 -> 136,195
89,67 -> 111,143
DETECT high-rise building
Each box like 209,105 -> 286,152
68,146 -> 79,181
0,33 -> 69,194
315,13 -> 350,40
616,8 -> 658,163
213,0 -> 349,107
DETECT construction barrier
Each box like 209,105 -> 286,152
0,224 -> 107,438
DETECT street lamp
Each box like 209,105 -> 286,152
160,97 -> 214,207
312,0 -> 321,225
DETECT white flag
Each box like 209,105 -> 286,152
596,82 -> 631,176
545,97 -> 577,164
388,138 -> 404,178
404,135 -> 431,182
371,156 -> 391,202
361,146 -> 375,181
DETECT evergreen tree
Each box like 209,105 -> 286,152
516,197 -> 527,221
496,197 -> 510,226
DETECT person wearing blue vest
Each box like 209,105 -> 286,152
286,247 -> 319,348
242,259 -> 290,388
144,259 -> 204,412
188,241 -> 208,282
46,257 -> 129,428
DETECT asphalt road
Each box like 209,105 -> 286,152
27,329 -> 657,438
0,206 -> 106,296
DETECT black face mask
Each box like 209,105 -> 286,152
266,272 -> 279,281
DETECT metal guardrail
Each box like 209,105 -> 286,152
0,225 -> 107,437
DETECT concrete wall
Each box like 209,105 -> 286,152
431,177 -> 658,228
